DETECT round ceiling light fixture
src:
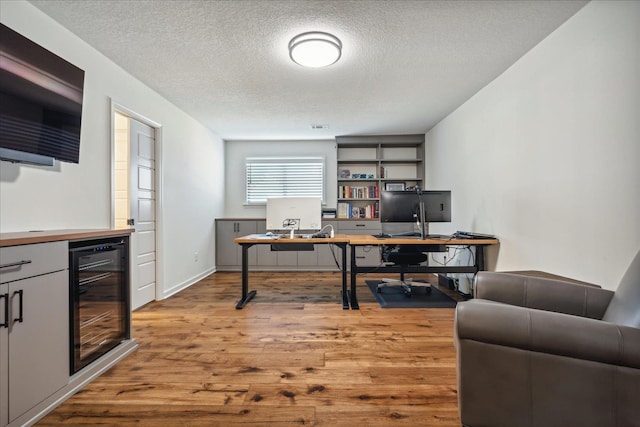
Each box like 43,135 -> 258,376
288,31 -> 342,68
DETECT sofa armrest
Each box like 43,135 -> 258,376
474,272 -> 614,319
455,299 -> 640,369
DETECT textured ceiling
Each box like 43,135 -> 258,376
29,0 -> 587,141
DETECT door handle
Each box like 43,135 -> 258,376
127,218 -> 135,226
13,289 -> 23,323
0,293 -> 8,328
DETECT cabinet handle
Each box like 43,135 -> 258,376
355,224 -> 365,227
13,289 -> 23,323
0,259 -> 32,269
0,293 -> 8,328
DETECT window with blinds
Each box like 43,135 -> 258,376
245,157 -> 325,204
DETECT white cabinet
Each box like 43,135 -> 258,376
0,242 -> 69,427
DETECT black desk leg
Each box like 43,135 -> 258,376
236,243 -> 256,309
349,246 -> 359,310
476,245 -> 486,271
339,243 -> 349,310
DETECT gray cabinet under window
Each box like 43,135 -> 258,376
215,219 -> 342,271
215,220 -> 257,267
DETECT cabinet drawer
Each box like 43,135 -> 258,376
353,246 -> 381,267
0,241 -> 67,283
337,221 -> 381,233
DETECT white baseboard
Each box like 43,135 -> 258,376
161,267 -> 216,300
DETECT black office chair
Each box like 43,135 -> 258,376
377,245 -> 432,296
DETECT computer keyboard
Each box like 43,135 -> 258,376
372,233 -> 451,240
453,231 -> 496,239
372,233 -> 391,239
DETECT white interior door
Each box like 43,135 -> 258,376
129,118 -> 157,310
113,109 -> 159,310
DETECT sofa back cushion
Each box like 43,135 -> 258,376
603,249 -> 640,328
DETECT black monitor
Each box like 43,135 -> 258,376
380,190 -> 451,238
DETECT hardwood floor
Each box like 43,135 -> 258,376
38,271 -> 463,426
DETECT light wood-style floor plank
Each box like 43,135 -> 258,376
37,271 -> 463,426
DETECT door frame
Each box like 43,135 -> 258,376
109,99 -> 164,302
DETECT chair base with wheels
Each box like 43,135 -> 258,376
377,275 -> 432,296
377,246 -> 431,297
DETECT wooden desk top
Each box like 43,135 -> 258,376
346,234 -> 499,246
234,234 -> 498,246
234,234 -> 350,244
0,228 -> 134,247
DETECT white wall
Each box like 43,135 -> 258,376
0,1 -> 225,298
425,1 -> 640,289
224,140 -> 337,217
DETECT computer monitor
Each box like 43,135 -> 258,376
379,190 -> 451,238
266,197 -> 322,232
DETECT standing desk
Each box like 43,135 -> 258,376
346,235 -> 500,309
234,234 -> 350,309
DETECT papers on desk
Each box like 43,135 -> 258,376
245,234 -> 280,240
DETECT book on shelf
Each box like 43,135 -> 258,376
337,201 -> 379,219
338,185 -> 379,199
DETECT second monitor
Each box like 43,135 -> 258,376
380,190 -> 451,238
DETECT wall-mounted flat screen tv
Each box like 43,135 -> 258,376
0,23 -> 85,165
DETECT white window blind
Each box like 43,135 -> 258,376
246,157 -> 324,204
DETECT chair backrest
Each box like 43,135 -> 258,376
602,248 -> 640,328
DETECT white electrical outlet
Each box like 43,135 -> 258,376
194,252 -> 198,262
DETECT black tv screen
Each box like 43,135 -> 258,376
0,23 -> 84,165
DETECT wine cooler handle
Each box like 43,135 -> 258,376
0,293 -> 8,328
13,289 -> 24,323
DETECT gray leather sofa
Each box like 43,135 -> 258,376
454,250 -> 640,427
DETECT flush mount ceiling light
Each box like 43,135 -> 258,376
289,31 -> 342,68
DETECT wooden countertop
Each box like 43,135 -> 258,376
0,228 -> 134,247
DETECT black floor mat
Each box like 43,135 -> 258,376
365,280 -> 457,308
